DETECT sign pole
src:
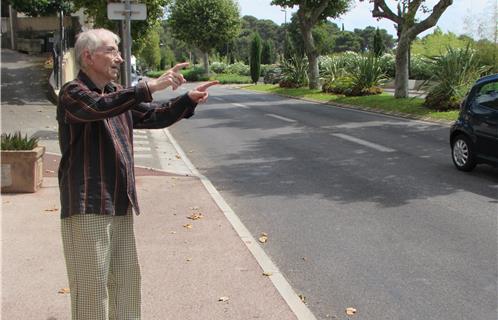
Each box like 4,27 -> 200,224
120,0 -> 132,87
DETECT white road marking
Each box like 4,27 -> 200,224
164,129 -> 317,320
266,113 -> 297,123
133,146 -> 151,152
331,133 -> 396,153
232,103 -> 249,109
134,153 -> 153,159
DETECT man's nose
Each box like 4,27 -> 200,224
116,55 -> 124,64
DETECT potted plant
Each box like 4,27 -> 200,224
1,132 -> 45,193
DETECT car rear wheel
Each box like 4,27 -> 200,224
451,134 -> 477,171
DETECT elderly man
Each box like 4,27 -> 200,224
57,28 -> 217,320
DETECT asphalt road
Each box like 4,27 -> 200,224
157,84 -> 498,320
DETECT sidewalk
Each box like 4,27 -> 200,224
1,49 -> 309,319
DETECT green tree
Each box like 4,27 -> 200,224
72,0 -> 170,54
6,0 -> 73,16
138,27 -> 161,70
271,0 -> 352,90
373,28 -> 385,56
283,32 -> 295,60
261,40 -> 275,64
360,0 -> 454,98
168,0 -> 240,75
411,28 -> 470,56
250,32 -> 262,84
333,31 -> 362,52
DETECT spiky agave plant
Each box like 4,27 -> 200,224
424,44 -> 490,111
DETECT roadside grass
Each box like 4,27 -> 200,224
245,84 -> 459,122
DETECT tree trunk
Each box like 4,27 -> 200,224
394,35 -> 410,98
202,51 -> 209,76
301,27 -> 319,90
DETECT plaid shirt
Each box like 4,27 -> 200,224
57,71 -> 196,218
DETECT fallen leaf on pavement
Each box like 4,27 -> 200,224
262,271 -> 273,276
44,207 -> 59,212
259,232 -> 268,243
186,258 -> 192,262
218,296 -> 229,302
183,224 -> 193,229
190,206 -> 200,210
299,294 -> 306,304
58,288 -> 70,294
345,307 -> 357,316
175,154 -> 181,159
187,213 -> 203,220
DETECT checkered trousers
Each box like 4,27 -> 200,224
61,213 -> 141,320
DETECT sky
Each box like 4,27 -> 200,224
237,0 -> 496,39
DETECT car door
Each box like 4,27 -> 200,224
468,78 -> 498,159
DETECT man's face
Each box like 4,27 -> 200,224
89,37 -> 123,83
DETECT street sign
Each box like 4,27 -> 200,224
107,3 -> 147,20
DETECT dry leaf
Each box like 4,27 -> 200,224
190,206 -> 200,210
345,307 -> 357,316
262,271 -> 273,276
186,258 -> 192,262
187,213 -> 203,220
170,231 -> 177,234
298,294 -> 306,304
175,154 -> 181,159
44,207 -> 59,212
259,232 -> 268,243
183,224 -> 193,229
218,296 -> 229,302
58,288 -> 70,294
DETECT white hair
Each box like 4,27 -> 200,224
74,28 -> 120,68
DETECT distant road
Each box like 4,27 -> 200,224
157,84 -> 498,320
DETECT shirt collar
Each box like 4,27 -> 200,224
77,70 -> 117,94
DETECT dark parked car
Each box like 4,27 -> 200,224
450,73 -> 498,171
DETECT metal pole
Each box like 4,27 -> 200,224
58,9 -> 64,88
9,5 -> 17,50
120,0 -> 132,87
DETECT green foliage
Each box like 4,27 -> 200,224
214,74 -> 252,84
138,28 -> 161,70
261,40 -> 275,65
263,66 -> 283,84
72,0 -> 170,53
250,32 -> 262,84
411,29 -> 471,57
409,54 -> 432,80
279,55 -> 309,88
180,66 -> 210,81
322,76 -> 354,95
319,54 -> 350,86
373,28 -> 385,57
333,31 -> 362,52
225,62 -> 250,76
283,33 -> 295,60
1,132 -> 39,150
8,0 -> 74,16
168,0 -> 240,54
424,45 -> 490,111
211,62 -> 228,74
347,54 -> 387,95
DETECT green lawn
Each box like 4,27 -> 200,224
244,84 -> 459,123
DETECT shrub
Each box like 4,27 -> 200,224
1,132 -> 39,150
423,45 -> 490,111
214,73 -> 252,84
319,55 -> 349,88
225,62 -> 250,76
347,54 -> 388,96
378,53 -> 395,78
322,76 -> 354,95
181,66 -> 210,81
211,61 -> 227,74
279,55 -> 309,88
410,54 -> 432,80
263,65 -> 283,84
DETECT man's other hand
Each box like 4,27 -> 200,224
188,81 -> 220,104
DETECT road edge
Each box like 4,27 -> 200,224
163,128 -> 318,320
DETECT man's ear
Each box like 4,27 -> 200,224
82,49 -> 93,66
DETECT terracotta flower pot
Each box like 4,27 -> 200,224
1,146 -> 45,193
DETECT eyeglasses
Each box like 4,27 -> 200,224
95,46 -> 122,58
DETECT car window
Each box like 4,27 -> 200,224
475,81 -> 498,110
